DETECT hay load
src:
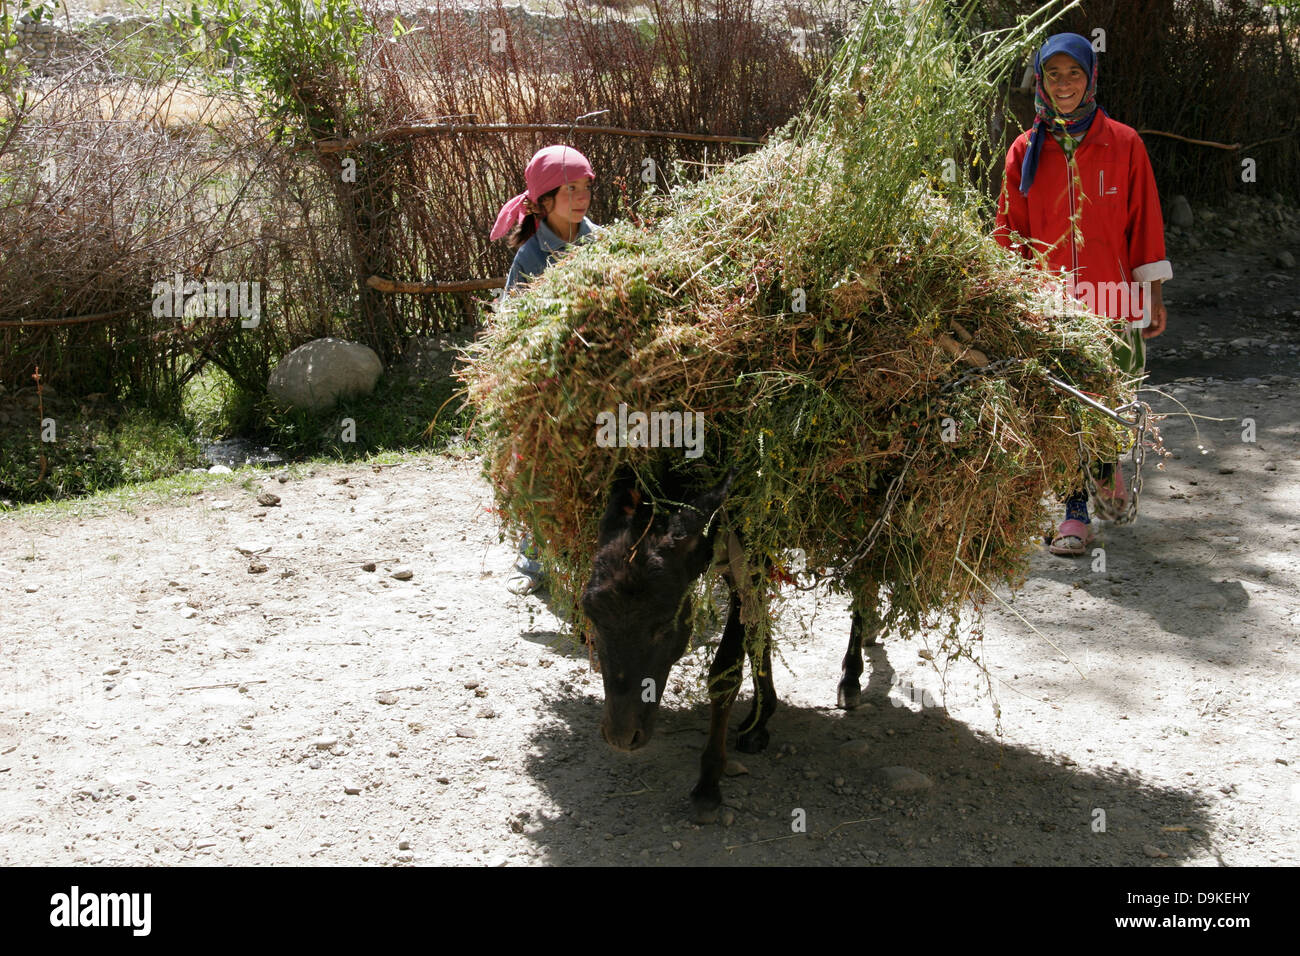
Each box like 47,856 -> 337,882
461,0 -> 1132,653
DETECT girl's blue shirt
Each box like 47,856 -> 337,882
504,217 -> 600,292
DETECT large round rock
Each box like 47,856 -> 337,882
268,338 -> 382,412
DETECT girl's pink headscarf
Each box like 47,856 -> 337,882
490,145 -> 595,241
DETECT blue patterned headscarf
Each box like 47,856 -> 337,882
1019,33 -> 1104,196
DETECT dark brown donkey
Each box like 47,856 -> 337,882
581,470 -> 881,823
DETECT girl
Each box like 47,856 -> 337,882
491,144 -> 600,593
994,33 -> 1172,556
491,143 -> 599,293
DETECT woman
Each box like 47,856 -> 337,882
995,32 -> 1172,556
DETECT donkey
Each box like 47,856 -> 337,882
581,470 -> 881,823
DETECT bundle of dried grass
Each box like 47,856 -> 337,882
461,0 -> 1131,655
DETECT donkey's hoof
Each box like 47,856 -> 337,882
736,726 -> 770,753
691,785 -> 722,822
837,682 -> 862,710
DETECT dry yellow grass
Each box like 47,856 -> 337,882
1,81 -> 251,131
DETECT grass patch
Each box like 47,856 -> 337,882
0,357 -> 470,508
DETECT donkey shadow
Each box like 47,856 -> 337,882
515,629 -> 1213,866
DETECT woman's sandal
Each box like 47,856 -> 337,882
1048,518 -> 1095,556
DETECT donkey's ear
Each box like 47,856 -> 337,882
666,468 -> 735,543
596,472 -> 648,545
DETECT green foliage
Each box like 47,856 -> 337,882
203,0 -> 378,140
0,364 -> 467,505
0,402 -> 203,502
251,369 -> 467,461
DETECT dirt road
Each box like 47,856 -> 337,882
1,212 -> 1297,866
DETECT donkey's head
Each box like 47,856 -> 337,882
581,471 -> 734,751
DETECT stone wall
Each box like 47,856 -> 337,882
3,6 -> 590,76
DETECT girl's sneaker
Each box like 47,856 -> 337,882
506,558 -> 545,595
506,535 -> 545,595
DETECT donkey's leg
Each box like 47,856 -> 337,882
838,581 -> 881,709
737,636 -> 776,754
837,611 -> 865,710
690,591 -> 745,824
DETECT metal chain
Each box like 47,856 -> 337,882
1073,400 -> 1149,525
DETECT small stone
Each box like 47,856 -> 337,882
1143,844 -> 1169,859
391,568 -> 413,581
1168,194 -> 1193,228
343,784 -> 362,795
313,737 -> 338,749
724,758 -> 749,776
104,668 -> 120,676
671,840 -> 682,850
256,492 -> 280,507
454,726 -> 476,738
398,839 -> 410,850
839,739 -> 871,757
721,810 -> 735,827
248,561 -> 268,573
208,465 -> 232,475
1275,250 -> 1296,269
874,766 -> 933,791
463,681 -> 480,689
376,691 -> 399,705
1218,466 -> 1235,475
308,759 -> 321,769
1264,462 -> 1277,471
436,777 -> 450,784
362,562 -> 376,572
834,777 -> 846,788
395,850 -> 414,862
477,707 -> 496,719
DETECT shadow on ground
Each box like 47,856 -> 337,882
515,639 -> 1213,866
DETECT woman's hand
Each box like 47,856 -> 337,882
1142,280 -> 1166,339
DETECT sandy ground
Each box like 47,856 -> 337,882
1,219 -> 1298,867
